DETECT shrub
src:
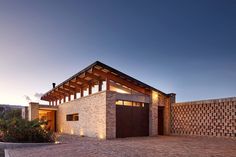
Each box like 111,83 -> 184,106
0,108 -> 21,120
0,118 -> 56,143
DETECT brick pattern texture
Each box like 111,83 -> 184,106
171,97 -> 236,137
57,91 -> 106,139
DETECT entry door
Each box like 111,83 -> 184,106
158,106 -> 164,135
116,103 -> 149,138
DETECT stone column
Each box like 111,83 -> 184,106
164,95 -> 172,135
168,93 -> 176,135
106,91 -> 116,139
28,102 -> 39,121
149,91 -> 158,136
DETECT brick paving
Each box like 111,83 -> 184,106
7,135 -> 236,157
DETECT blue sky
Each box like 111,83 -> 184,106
0,0 -> 235,105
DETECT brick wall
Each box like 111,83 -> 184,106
171,97 -> 236,138
57,91 -> 106,139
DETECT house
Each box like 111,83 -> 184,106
25,61 -> 175,139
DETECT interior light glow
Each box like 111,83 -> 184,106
116,89 -> 128,94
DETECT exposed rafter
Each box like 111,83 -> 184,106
92,68 -> 149,95
41,61 -> 167,101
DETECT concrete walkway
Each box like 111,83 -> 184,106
6,135 -> 236,157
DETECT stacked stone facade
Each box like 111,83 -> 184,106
106,91 -> 116,139
57,91 -> 107,139
149,91 -> 159,136
171,97 -> 236,137
57,91 -> 156,139
28,102 -> 39,121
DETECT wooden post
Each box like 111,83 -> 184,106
49,101 -> 51,106
59,99 -> 61,104
55,100 -> 58,106
106,77 -> 110,90
98,80 -> 103,91
74,93 -> 77,99
64,96 -> 66,103
68,95 -> 71,101
89,84 -> 92,95
80,88 -> 84,97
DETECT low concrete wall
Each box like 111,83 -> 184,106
57,91 -> 107,139
0,142 -> 53,149
2,142 -> 57,157
171,97 -> 236,138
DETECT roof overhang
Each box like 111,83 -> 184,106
41,61 -> 167,101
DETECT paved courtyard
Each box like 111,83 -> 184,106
7,135 -> 236,157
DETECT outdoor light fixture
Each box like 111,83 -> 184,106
80,129 -> 84,136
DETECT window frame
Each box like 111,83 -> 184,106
66,113 -> 79,121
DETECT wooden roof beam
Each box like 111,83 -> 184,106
69,81 -> 82,89
70,79 -> 97,90
85,72 -> 103,82
63,84 -> 77,92
42,93 -> 62,101
75,76 -> 87,84
46,95 -> 59,101
52,89 -> 67,97
92,68 -> 150,95
51,91 -> 65,98
57,87 -> 73,95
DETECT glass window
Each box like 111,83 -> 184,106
133,102 -> 142,107
124,101 -> 132,106
116,100 -> 123,105
66,113 -> 79,121
116,100 -> 146,107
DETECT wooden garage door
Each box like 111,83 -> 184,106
116,103 -> 149,138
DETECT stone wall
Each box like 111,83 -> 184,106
164,93 -> 176,135
171,97 -> 236,138
149,91 -> 158,136
106,91 -> 116,139
28,102 -> 39,121
156,93 -> 175,135
57,91 -> 107,139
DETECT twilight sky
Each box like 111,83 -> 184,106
0,0 -> 235,105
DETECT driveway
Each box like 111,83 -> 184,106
6,135 -> 236,157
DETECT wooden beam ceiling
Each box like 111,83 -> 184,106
41,62 -> 158,101
92,68 -> 150,95
63,84 -> 76,92
57,87 -> 73,95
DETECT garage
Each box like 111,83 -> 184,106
116,101 -> 149,138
